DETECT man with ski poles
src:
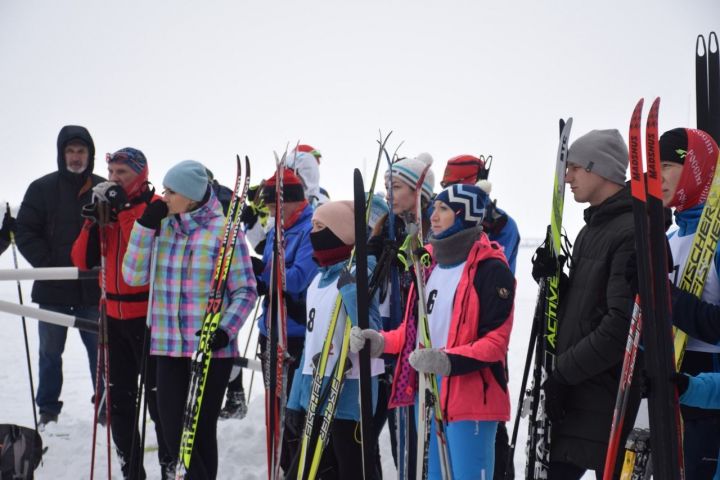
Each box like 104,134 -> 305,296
72,147 -> 172,479
532,129 -> 638,478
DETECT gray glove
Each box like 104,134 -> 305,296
349,326 -> 385,358
91,181 -> 120,203
409,348 -> 451,376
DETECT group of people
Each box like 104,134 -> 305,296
4,121 -> 720,480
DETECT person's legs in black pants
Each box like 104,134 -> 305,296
155,355 -> 232,480
107,317 -> 146,479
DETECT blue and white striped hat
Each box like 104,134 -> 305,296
435,184 -> 489,229
384,152 -> 435,202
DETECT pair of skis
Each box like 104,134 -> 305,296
175,155 -> 251,479
612,98 -> 684,480
265,151 -> 289,480
396,161 -> 453,479
696,31 -> 719,144
509,117 -> 571,480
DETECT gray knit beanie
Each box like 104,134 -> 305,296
163,160 -> 209,201
568,129 -> 628,185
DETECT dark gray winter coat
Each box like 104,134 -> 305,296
16,126 -> 104,306
550,185 -> 640,472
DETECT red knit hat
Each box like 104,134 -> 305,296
441,154 -> 487,188
262,168 -> 305,203
297,144 -> 322,164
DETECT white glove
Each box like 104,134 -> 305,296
349,326 -> 385,358
409,348 -> 451,376
91,181 -> 120,203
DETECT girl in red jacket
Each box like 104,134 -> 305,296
351,183 -> 515,480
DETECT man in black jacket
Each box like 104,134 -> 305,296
540,129 -> 638,479
16,125 -> 106,428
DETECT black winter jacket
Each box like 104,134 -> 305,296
551,185 -> 640,472
16,126 -> 105,306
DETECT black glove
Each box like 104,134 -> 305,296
285,408 -> 305,439
251,257 -> 266,276
337,268 -> 356,289
105,184 -> 129,212
625,239 -> 674,297
543,374 -> 570,423
196,328 -> 230,352
284,293 -> 307,323
240,204 -> 260,229
531,245 -> 565,283
367,234 -> 384,258
671,372 -> 690,396
0,211 -> 16,242
81,201 -> 117,224
625,252 -> 639,296
138,200 -> 169,230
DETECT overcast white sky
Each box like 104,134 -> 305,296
1,0 -> 719,240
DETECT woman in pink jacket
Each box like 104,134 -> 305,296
351,183 -> 515,479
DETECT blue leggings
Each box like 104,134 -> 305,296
421,410 -> 498,480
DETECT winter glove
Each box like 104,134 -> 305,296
0,210 -> 16,242
543,374 -> 571,423
104,184 -> 129,212
409,348 -> 451,376
671,372 -> 690,397
137,199 -> 168,230
251,257 -> 265,276
240,203 -> 260,229
349,326 -> 385,358
625,252 -> 639,296
285,408 -> 305,438
284,294 -> 307,323
625,239 -> 674,296
196,328 -> 230,352
92,181 -> 129,213
531,244 -> 565,283
337,268 -> 356,289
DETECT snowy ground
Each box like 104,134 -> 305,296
0,244 -> 593,479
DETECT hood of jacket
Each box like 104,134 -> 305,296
56,125 -> 96,184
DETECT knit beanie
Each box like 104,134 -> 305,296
441,154 -> 486,187
313,200 -> 355,246
297,144 -> 322,164
568,129 -> 628,185
163,160 -> 208,202
262,167 -> 306,203
659,128 -> 689,165
384,153 -> 435,202
661,128 -> 719,211
434,184 -> 489,238
107,147 -> 149,199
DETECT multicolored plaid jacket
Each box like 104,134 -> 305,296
122,192 -> 257,358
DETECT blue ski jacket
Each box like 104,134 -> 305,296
258,203 -> 317,338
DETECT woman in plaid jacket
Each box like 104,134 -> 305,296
123,160 -> 257,479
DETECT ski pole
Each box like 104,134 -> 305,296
6,202 -> 39,433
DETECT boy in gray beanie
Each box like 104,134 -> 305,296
533,127 -> 638,477
565,129 -> 628,204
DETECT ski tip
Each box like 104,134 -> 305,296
697,34 -> 707,56
649,97 -> 661,118
710,31 -> 718,52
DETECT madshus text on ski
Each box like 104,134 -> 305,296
1,31 -> 720,480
